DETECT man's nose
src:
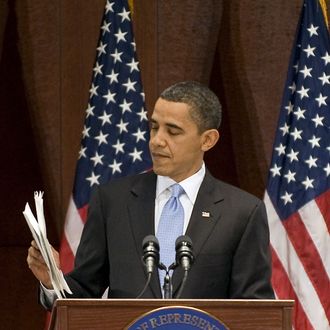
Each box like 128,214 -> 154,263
151,129 -> 166,147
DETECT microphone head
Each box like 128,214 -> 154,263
175,235 -> 193,249
175,235 -> 194,270
142,235 -> 159,249
142,235 -> 160,273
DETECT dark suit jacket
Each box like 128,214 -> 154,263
65,170 -> 274,299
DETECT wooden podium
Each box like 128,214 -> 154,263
49,299 -> 294,329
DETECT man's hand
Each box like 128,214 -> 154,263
27,240 -> 60,289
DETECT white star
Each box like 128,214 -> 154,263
281,192 -> 293,205
284,170 -> 296,183
297,85 -> 310,99
96,41 -> 107,56
111,48 -> 123,63
105,1 -> 115,13
116,119 -> 129,133
305,155 -> 318,168
94,131 -> 109,146
324,163 -> 330,176
112,139 -> 125,154
82,125 -> 90,138
98,111 -> 112,125
109,159 -> 122,174
275,143 -> 286,156
106,69 -> 119,84
85,104 -> 95,118
129,147 -> 143,162
103,89 -> 116,104
302,176 -> 314,190
322,51 -> 330,65
285,101 -> 294,114
101,20 -> 111,34
131,41 -> 136,51
293,63 -> 299,73
90,151 -> 104,166
303,44 -> 316,57
312,113 -> 324,127
114,28 -> 127,43
141,92 -> 145,101
299,65 -> 312,78
315,93 -> 327,107
78,146 -> 87,159
270,164 -> 281,177
318,72 -> 330,85
118,7 -> 130,22
287,148 -> 299,163
119,99 -> 132,113
89,83 -> 98,97
290,127 -> 303,141
126,58 -> 139,72
293,107 -> 306,120
280,122 -> 290,136
137,107 -> 148,121
307,24 -> 319,37
308,135 -> 321,148
123,78 -> 137,92
327,146 -> 330,154
93,62 -> 103,77
132,128 -> 146,142
288,82 -> 296,93
86,171 -> 100,187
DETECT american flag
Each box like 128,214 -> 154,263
59,0 -> 152,273
264,0 -> 330,329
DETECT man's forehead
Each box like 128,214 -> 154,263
152,98 -> 191,115
155,97 -> 190,107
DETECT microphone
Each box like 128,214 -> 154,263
175,235 -> 194,298
136,235 -> 160,298
142,235 -> 160,273
175,235 -> 194,271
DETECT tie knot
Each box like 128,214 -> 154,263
171,184 -> 184,198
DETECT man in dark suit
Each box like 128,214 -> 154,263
27,81 -> 274,305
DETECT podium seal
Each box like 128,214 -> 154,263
126,306 -> 229,329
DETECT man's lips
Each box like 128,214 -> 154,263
151,152 -> 170,158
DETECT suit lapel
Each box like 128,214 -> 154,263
172,171 -> 225,296
127,172 -> 162,297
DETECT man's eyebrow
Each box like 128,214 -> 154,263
166,123 -> 183,131
150,116 -> 184,131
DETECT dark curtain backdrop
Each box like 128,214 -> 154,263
0,0 -> 302,328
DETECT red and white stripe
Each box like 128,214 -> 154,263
264,192 -> 330,330
59,196 -> 85,273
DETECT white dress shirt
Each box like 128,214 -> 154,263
154,162 -> 206,234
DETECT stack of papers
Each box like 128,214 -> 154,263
23,191 -> 72,298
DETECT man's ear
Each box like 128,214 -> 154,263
201,129 -> 220,152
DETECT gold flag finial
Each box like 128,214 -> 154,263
319,0 -> 329,27
128,0 -> 134,17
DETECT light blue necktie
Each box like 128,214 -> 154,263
157,183 -> 185,290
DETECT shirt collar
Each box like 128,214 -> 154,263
156,163 -> 206,203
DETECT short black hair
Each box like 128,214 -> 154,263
159,81 -> 222,132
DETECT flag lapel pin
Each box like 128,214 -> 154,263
202,211 -> 210,218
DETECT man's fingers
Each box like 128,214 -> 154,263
28,244 -> 46,265
31,240 -> 39,249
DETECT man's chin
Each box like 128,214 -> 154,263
152,165 -> 169,177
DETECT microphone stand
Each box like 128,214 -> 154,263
136,272 -> 152,298
175,270 -> 188,299
162,262 -> 179,299
163,271 -> 172,299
